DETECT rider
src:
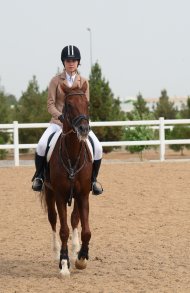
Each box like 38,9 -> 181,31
32,45 -> 103,196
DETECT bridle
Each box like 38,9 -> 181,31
59,91 -> 90,206
62,92 -> 89,136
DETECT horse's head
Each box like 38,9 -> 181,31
60,82 -> 90,140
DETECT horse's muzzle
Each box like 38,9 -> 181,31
76,124 -> 90,140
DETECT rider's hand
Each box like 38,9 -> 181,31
58,114 -> 64,123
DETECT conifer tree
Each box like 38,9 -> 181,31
179,96 -> 190,118
154,89 -> 177,119
15,76 -> 50,145
127,92 -> 150,120
0,88 -> 17,157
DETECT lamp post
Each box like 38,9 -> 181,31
87,27 -> 93,69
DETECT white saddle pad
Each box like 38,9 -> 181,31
46,130 -> 93,162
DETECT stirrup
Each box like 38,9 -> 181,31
32,177 -> 44,192
92,181 -> 103,196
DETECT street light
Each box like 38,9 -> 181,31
87,27 -> 93,69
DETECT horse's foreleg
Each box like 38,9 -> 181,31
56,197 -> 70,277
75,196 -> 91,270
45,187 -> 60,260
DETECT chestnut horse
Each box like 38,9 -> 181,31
42,82 -> 92,276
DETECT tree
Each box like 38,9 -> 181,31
133,93 -> 150,118
125,112 -> 155,160
126,93 -> 150,120
15,76 -> 50,145
0,89 -> 17,158
16,76 -> 49,122
179,96 -> 190,118
0,90 -> 10,153
124,93 -> 156,159
89,62 -> 125,152
154,89 -> 177,119
0,82 -> 17,123
168,125 -> 190,155
0,90 -> 11,123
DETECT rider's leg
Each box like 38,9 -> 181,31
88,131 -> 103,195
32,153 -> 46,191
32,123 -> 61,191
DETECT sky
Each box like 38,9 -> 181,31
0,0 -> 190,101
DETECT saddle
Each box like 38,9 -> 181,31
46,130 -> 94,162
44,130 -> 94,181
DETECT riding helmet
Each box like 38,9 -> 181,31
61,45 -> 81,64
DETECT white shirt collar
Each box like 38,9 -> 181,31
65,72 -> 76,87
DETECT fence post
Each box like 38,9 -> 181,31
159,117 -> 165,161
13,121 -> 19,166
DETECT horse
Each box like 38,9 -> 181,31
41,82 -> 93,276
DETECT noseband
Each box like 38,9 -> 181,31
63,92 -> 89,133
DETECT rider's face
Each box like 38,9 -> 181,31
64,59 -> 79,75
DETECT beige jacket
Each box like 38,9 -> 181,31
47,70 -> 89,126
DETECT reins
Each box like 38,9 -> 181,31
59,134 -> 87,179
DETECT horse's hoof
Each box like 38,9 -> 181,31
75,257 -> 87,270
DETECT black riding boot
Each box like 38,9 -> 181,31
92,159 -> 103,195
32,153 -> 45,192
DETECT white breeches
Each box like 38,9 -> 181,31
36,123 -> 102,160
36,123 -> 61,156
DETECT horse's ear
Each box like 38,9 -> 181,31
60,83 -> 70,94
81,81 -> 87,93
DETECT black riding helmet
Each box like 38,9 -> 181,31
61,45 -> 81,65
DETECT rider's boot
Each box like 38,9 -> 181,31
32,153 -> 45,192
91,159 -> 103,195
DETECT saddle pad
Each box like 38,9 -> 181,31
47,129 -> 62,162
86,138 -> 94,162
46,130 -> 93,163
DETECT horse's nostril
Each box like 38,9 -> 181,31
79,125 -> 83,131
79,124 -> 89,133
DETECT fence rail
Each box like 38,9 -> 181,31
0,118 -> 190,166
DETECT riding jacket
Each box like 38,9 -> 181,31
47,70 -> 89,126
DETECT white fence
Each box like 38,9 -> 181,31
0,117 -> 190,166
